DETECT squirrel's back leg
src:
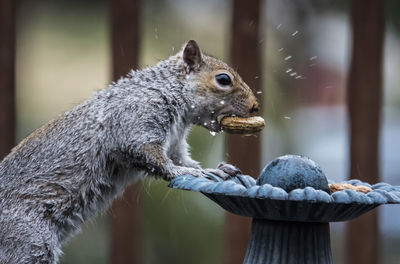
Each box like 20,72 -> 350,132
0,216 -> 60,264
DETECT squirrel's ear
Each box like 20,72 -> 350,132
183,40 -> 202,72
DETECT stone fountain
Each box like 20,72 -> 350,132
169,155 -> 400,264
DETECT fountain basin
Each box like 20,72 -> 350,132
168,155 -> 400,264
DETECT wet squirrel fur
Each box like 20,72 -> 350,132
0,40 -> 259,263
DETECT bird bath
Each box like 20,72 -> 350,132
169,155 -> 400,264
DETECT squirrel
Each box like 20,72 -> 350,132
0,40 -> 259,263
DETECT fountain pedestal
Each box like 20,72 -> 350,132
244,220 -> 332,264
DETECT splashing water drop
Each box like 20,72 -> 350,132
204,122 -> 208,126
278,48 -> 284,52
154,28 -> 159,40
256,90 -> 262,94
286,68 -> 293,73
295,75 -> 302,79
284,55 -> 292,61
309,56 -> 318,61
220,100 -> 225,105
292,30 -> 299,36
276,24 -> 282,29
284,116 -> 291,120
290,72 -> 297,77
210,131 -> 217,136
254,76 -> 259,79
190,105 -> 195,109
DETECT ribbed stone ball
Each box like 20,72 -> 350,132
257,155 -> 330,193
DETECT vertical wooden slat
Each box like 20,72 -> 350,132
110,0 -> 142,263
346,0 -> 384,264
0,0 -> 16,160
226,0 -> 262,263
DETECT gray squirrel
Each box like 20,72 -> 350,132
0,40 -> 259,263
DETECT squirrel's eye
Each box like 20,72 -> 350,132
215,73 -> 232,86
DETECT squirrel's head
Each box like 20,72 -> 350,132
179,40 -> 260,132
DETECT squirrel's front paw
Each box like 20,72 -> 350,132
216,162 -> 241,176
204,162 -> 241,181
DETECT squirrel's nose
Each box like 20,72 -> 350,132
250,103 -> 259,113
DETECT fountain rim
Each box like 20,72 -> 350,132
169,174 -> 400,206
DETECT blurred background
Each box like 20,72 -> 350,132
1,0 -> 400,263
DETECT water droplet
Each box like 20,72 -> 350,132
190,104 -> 195,109
292,30 -> 299,36
276,24 -> 282,29
211,120 -> 216,124
220,100 -> 225,105
284,116 -> 291,120
309,56 -> 318,61
172,46 -> 175,52
295,75 -> 302,79
278,48 -> 284,52
286,68 -> 292,73
309,63 -> 317,67
210,131 -> 216,136
197,116 -> 201,120
211,111 -> 215,114
256,90 -> 262,94
154,28 -> 158,40
204,122 -> 208,126
185,75 -> 190,80
284,55 -> 292,61
254,76 -> 259,79
290,72 -> 297,77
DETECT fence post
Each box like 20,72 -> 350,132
110,0 -> 142,263
0,0 -> 16,160
226,0 -> 263,263
346,0 -> 384,263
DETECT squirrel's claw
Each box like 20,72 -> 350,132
204,162 -> 241,181
217,162 -> 242,176
204,168 -> 231,181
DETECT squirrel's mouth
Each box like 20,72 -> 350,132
204,108 -> 248,133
